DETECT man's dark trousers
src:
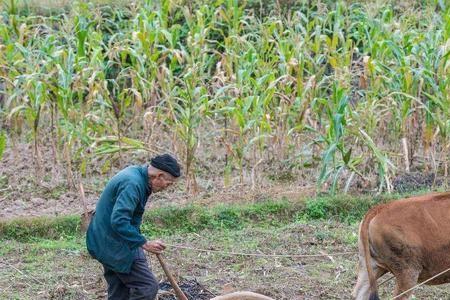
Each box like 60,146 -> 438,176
103,248 -> 159,300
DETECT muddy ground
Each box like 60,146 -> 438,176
1,220 -> 450,299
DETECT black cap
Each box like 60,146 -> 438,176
150,154 -> 181,177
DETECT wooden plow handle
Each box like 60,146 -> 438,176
155,253 -> 188,300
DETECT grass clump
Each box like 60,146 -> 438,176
303,195 -> 386,223
301,190 -> 438,223
0,215 -> 80,241
141,200 -> 301,236
0,190 -> 439,241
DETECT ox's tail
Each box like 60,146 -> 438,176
360,209 -> 380,300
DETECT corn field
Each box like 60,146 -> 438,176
0,0 -> 449,194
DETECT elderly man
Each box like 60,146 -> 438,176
86,154 -> 180,300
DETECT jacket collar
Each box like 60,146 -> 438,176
139,164 -> 152,196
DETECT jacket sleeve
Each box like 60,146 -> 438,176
110,182 -> 147,249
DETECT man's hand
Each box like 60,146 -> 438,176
142,240 -> 166,254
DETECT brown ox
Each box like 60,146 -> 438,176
352,192 -> 450,300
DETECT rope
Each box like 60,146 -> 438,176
391,266 -> 450,300
149,243 -> 450,298
377,274 -> 394,287
164,243 -> 357,258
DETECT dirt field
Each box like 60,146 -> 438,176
1,143 -> 445,221
1,220 -> 450,300
0,142 -> 319,220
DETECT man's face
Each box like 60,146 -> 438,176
151,172 -> 177,192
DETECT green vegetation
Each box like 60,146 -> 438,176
0,214 -> 80,241
2,213 -> 450,299
0,199 -> 302,240
0,0 -> 448,194
2,191 -> 434,240
0,221 -> 361,300
1,1 -> 448,298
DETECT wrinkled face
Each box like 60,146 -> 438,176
151,172 -> 177,192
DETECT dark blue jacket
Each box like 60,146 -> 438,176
86,165 -> 151,273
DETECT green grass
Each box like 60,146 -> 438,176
0,215 -> 80,241
2,218 -> 449,299
141,199 -> 302,235
1,221 -> 360,300
0,191 -> 437,241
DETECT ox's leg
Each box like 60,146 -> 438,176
392,268 -> 420,300
352,255 -> 386,300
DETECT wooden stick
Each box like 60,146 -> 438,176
401,137 -> 410,173
155,254 -> 188,300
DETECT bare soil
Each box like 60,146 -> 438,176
1,142 -> 446,220
0,142 -> 316,219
